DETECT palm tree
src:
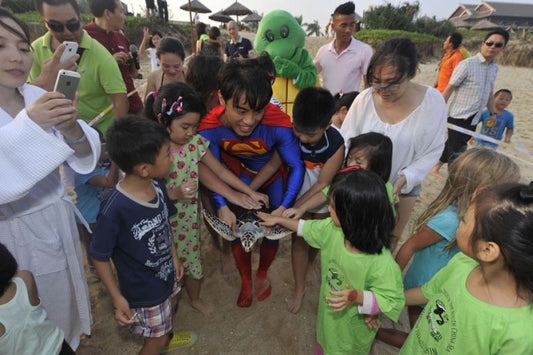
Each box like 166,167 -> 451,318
303,20 -> 323,37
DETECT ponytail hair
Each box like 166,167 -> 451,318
471,183 -> 533,302
145,82 -> 206,128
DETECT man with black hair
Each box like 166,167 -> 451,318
29,0 -> 128,133
432,28 -> 510,177
85,0 -> 143,114
314,1 -> 372,94
435,32 -> 468,93
198,58 -> 304,308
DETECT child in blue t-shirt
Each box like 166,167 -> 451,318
377,148 -> 520,348
475,89 -> 514,148
402,183 -> 533,354
90,116 -> 196,353
283,87 -> 345,314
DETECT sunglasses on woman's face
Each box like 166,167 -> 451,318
484,41 -> 504,48
45,20 -> 81,33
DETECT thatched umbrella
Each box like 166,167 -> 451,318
179,0 -> 211,13
180,0 -> 212,53
209,10 -> 234,23
241,12 -> 262,23
223,1 -> 252,23
241,12 -> 262,32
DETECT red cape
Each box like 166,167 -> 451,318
198,103 -> 293,131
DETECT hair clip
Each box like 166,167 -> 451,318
519,181 -> 533,201
160,98 -> 167,113
339,165 -> 364,173
165,96 -> 184,116
338,90 -> 344,98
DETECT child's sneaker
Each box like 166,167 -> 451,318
160,330 -> 198,353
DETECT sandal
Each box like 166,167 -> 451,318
160,330 -> 198,353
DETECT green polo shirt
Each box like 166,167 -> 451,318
29,30 -> 126,132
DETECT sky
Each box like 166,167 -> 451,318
124,0 -> 532,29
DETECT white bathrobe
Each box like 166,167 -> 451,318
0,84 -> 100,349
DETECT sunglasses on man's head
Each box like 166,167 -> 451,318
484,41 -> 504,48
45,20 -> 81,33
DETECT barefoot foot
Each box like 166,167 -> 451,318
286,288 -> 305,314
221,253 -> 235,281
255,276 -> 272,301
237,281 -> 253,307
190,298 -> 215,316
429,165 -> 445,180
429,170 -> 445,181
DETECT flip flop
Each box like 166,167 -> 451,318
160,330 -> 198,353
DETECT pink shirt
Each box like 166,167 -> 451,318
313,38 -> 373,94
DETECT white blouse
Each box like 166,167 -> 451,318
340,86 -> 447,194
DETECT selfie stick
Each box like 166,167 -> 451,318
88,82 -> 147,127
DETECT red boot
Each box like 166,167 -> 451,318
231,242 -> 253,307
255,242 -> 279,301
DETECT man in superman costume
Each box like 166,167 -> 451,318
199,58 -> 304,307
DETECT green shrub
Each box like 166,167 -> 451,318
4,0 -> 89,13
15,11 -> 92,23
3,0 -> 34,13
412,18 -> 456,38
364,3 -> 419,31
355,29 -> 439,45
354,29 -> 440,61
363,2 -> 458,39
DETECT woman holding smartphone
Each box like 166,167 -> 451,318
0,8 -> 100,350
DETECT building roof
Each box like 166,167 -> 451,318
449,1 -> 533,27
450,17 -> 474,28
482,2 -> 533,18
449,3 -> 477,20
470,18 -> 503,30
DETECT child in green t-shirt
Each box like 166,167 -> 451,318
401,183 -> 533,354
259,169 -> 405,354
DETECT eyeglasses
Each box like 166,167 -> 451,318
484,41 -> 504,48
370,78 -> 404,92
45,20 -> 81,33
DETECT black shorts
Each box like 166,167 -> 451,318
146,0 -> 155,9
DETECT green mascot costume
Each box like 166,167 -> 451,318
254,10 -> 317,119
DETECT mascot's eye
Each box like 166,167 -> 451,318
280,25 -> 289,38
265,29 -> 275,42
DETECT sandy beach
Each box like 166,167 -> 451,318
79,38 -> 533,354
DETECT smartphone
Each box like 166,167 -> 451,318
53,70 -> 80,101
59,41 -> 78,63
